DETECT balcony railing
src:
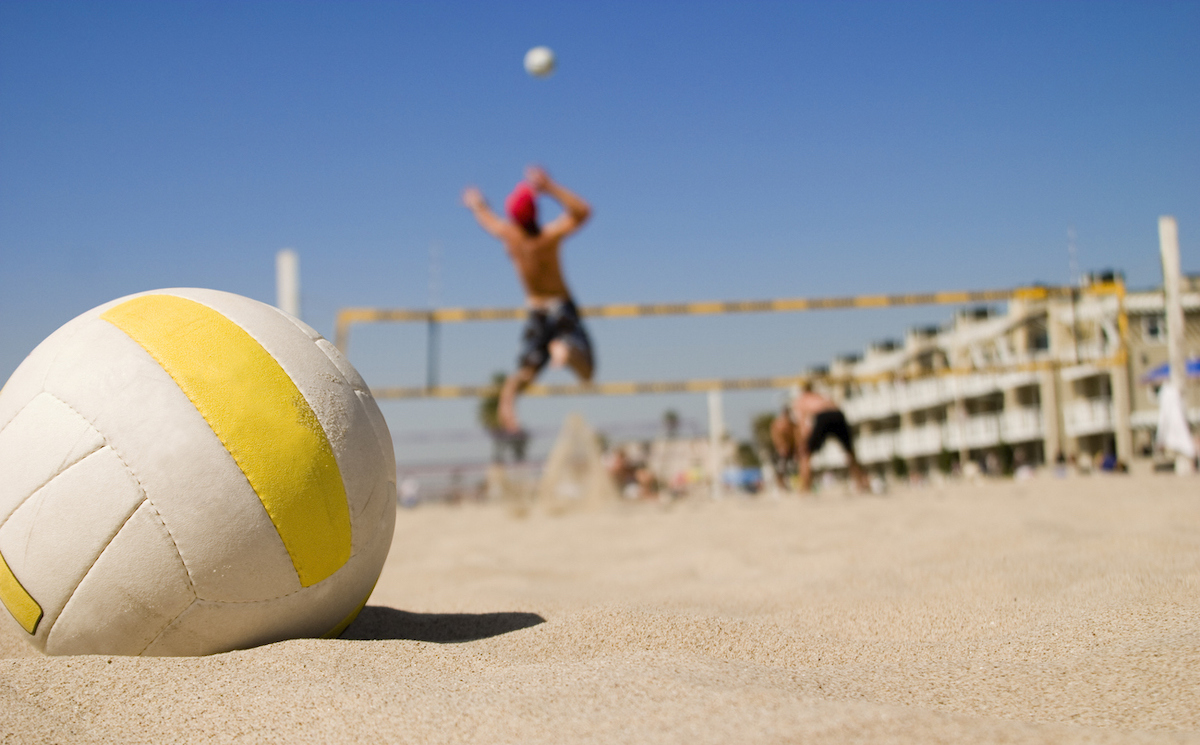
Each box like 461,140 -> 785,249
1000,407 -> 1044,443
895,379 -> 949,412
1063,398 -> 1114,437
896,422 -> 945,458
949,374 -> 1002,400
845,371 -> 1045,426
855,432 -> 898,464
842,390 -> 898,421
951,414 -> 1002,450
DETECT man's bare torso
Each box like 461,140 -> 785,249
792,390 -> 838,437
462,166 -> 589,309
770,410 -> 796,458
502,231 -> 571,306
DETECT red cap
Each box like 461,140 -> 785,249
505,182 -> 537,227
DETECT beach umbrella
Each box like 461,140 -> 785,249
1140,358 -> 1200,384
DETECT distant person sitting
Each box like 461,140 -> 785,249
791,382 -> 870,492
462,166 -> 594,434
1100,451 -> 1118,472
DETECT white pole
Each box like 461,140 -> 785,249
276,248 -> 300,320
707,389 -> 725,499
1158,217 -> 1193,474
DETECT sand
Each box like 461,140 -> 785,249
2,473 -> 1198,743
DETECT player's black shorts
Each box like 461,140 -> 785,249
518,298 -> 594,373
806,410 -> 854,455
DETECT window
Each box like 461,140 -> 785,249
1142,315 -> 1166,344
1026,319 -> 1050,351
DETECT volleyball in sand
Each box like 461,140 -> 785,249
0,288 -> 396,656
524,46 -> 556,77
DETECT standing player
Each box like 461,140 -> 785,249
769,405 -> 798,490
792,382 -> 871,492
462,166 -> 594,433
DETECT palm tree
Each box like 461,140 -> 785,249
478,372 -> 527,463
662,409 -> 680,439
751,411 -> 777,458
478,371 -> 505,432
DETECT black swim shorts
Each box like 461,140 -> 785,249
518,298 -> 594,373
806,410 -> 855,456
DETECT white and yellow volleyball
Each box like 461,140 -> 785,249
524,46 -> 555,77
0,288 -> 396,656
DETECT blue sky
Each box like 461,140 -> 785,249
2,1 -> 1197,471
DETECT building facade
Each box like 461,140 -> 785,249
809,275 -> 1200,477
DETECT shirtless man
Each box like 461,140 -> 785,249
769,405 -> 798,490
462,166 -> 594,433
791,382 -> 870,492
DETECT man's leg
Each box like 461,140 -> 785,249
506,307 -> 553,433
548,339 -> 594,382
548,304 -> 594,382
773,456 -> 791,490
830,413 -> 871,492
846,451 -> 871,491
499,365 -> 537,433
797,447 -> 814,492
793,420 -> 814,492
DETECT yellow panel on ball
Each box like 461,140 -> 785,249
101,294 -> 352,587
0,548 -> 42,634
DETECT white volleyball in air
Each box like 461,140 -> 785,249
0,289 -> 396,656
524,45 -> 556,77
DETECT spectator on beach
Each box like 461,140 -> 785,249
399,477 -> 420,509
634,465 -> 659,499
606,447 -> 632,485
1053,451 -> 1068,478
1100,451 -> 1118,472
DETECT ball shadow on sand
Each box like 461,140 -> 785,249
340,606 -> 546,643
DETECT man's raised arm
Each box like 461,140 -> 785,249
527,166 -> 590,237
462,187 -> 512,239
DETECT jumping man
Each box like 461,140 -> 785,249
791,382 -> 871,492
462,166 -> 594,433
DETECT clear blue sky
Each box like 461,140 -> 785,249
2,1 -> 1197,470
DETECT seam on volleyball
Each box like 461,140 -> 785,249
136,590 -> 199,652
0,394 -> 107,534
47,486 -> 151,650
186,505 -> 389,604
0,315 -> 91,437
0,401 -> 19,440
34,370 -> 338,607
34,397 -> 166,623
0,445 -> 107,536
135,595 -> 196,656
112,466 -> 199,596
196,585 -> 308,604
191,543 -> 368,604
41,392 -> 200,594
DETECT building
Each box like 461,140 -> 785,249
808,275 -> 1200,477
1126,274 -> 1200,455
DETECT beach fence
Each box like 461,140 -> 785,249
332,283 -> 1121,398
325,280 -> 1135,500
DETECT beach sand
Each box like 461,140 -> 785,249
2,473 -> 1198,743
